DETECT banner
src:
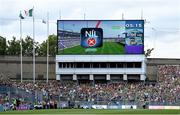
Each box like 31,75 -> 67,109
149,106 -> 180,109
122,105 -> 137,109
16,105 -> 29,110
92,105 -> 107,109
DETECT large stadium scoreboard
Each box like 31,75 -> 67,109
56,20 -> 146,81
57,20 -> 144,55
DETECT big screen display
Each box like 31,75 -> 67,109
57,20 -> 144,55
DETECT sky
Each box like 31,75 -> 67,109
0,0 -> 180,58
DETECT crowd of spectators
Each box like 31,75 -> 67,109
0,65 -> 180,110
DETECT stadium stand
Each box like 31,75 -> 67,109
0,65 -> 180,110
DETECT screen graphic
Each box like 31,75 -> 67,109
57,20 -> 144,55
81,28 -> 103,48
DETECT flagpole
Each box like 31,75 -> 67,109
33,7 -> 35,83
84,13 -> 86,20
20,11 -> 23,83
122,13 -> 124,20
141,9 -> 143,20
46,12 -> 49,83
59,10 -> 61,20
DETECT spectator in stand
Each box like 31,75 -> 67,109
0,65 -> 180,109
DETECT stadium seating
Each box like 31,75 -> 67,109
0,65 -> 180,110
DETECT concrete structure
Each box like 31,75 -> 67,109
56,55 -> 147,81
0,56 -> 180,81
0,56 -> 55,80
146,58 -> 180,81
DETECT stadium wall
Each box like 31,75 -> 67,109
146,58 -> 180,81
0,56 -> 180,81
0,56 -> 55,80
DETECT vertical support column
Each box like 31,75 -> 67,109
141,58 -> 147,81
73,74 -> 77,80
56,74 -> 60,80
106,74 -> 110,80
140,74 -> 145,81
56,62 -> 59,72
56,62 -> 60,80
123,74 -> 127,81
65,63 -> 67,68
89,74 -> 94,80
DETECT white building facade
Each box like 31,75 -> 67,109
56,55 -> 146,81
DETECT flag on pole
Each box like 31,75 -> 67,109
19,7 -> 35,83
19,11 -> 23,82
19,11 -> 25,19
19,8 -> 33,19
24,8 -> 33,17
42,19 -> 46,24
